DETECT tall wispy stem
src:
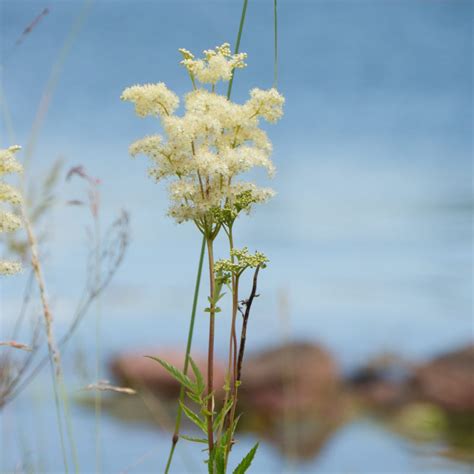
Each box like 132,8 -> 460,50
225,265 -> 261,467
227,0 -> 249,99
94,211 -> 102,474
164,237 -> 205,474
273,0 -> 278,87
22,212 -> 77,472
206,237 -> 216,453
219,226 -> 238,443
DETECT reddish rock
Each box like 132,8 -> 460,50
239,342 -> 340,417
413,345 -> 474,412
110,348 -> 226,399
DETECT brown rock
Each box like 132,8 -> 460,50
346,352 -> 413,408
239,342 -> 340,417
110,348 -> 225,399
413,345 -> 474,412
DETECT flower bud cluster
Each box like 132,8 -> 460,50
215,247 -> 268,278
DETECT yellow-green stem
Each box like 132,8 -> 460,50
219,227 -> 239,442
164,237 -> 205,474
24,215 -> 70,473
206,237 -> 216,454
94,214 -> 102,474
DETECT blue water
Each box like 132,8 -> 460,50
1,0 -> 472,472
1,388 -> 472,473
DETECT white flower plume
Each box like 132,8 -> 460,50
121,43 -> 284,229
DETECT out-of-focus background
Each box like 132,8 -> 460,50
1,1 -> 472,473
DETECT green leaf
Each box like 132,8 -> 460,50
213,399 -> 233,432
232,443 -> 259,474
203,391 -> 214,403
179,401 -> 207,434
180,434 -> 208,444
145,356 -> 195,392
201,407 -> 213,417
207,448 -> 215,474
215,442 -> 226,474
231,413 -> 242,438
186,390 -> 202,405
189,357 -> 205,395
215,292 -> 226,303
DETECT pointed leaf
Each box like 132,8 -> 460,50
180,434 -> 208,444
145,356 -> 195,392
207,448 -> 215,474
232,443 -> 259,474
186,390 -> 202,405
215,442 -> 226,474
215,292 -> 226,303
189,356 -> 205,395
179,401 -> 207,434
213,399 -> 233,432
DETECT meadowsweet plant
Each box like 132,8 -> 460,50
122,43 -> 284,473
0,145 -> 23,275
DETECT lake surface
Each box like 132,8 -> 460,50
1,1 -> 472,472
1,385 -> 473,473
1,181 -> 471,473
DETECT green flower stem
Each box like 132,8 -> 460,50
94,214 -> 102,474
227,0 -> 248,100
164,236 -> 206,474
206,237 -> 217,454
228,229 -> 239,387
219,226 -> 239,445
273,0 -> 278,87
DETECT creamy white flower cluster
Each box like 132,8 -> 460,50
0,145 -> 23,275
121,43 -> 284,228
179,43 -> 246,85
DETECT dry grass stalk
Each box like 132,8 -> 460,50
0,341 -> 32,352
80,380 -> 136,396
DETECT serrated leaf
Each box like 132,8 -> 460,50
145,356 -> 195,392
215,292 -> 226,302
231,413 -> 243,438
207,448 -> 215,474
180,434 -> 208,444
186,390 -> 202,405
215,442 -> 226,474
189,357 -> 205,395
232,443 -> 259,474
213,399 -> 233,432
203,392 -> 214,403
179,401 -> 207,434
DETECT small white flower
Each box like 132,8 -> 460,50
0,146 -> 23,175
0,145 -> 23,275
121,83 -> 179,117
0,260 -> 21,275
180,43 -> 247,85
